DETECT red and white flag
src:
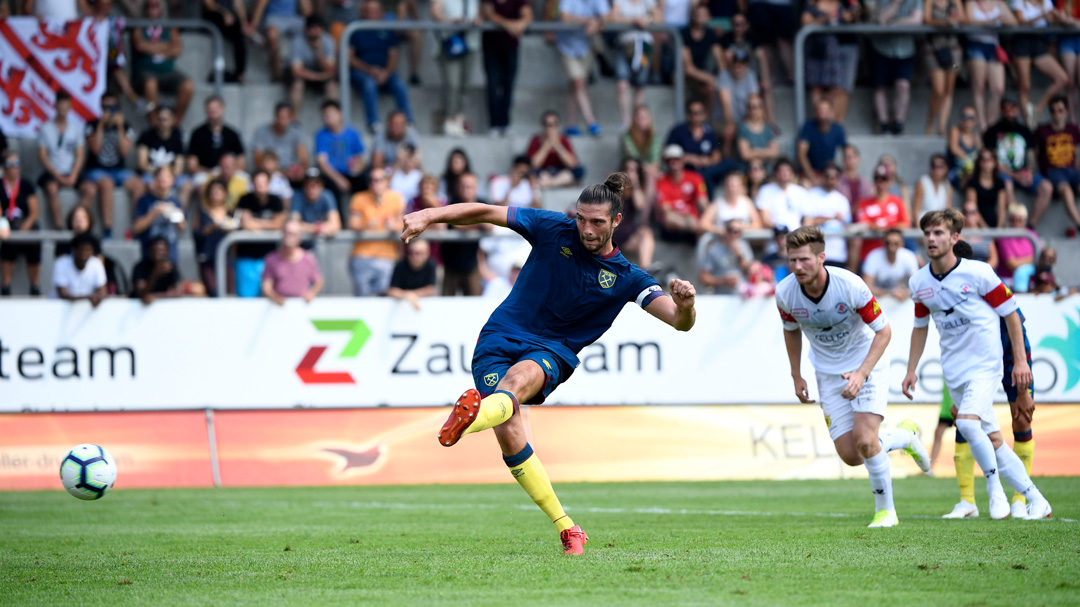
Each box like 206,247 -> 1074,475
0,17 -> 106,138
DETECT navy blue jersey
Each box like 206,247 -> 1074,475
480,207 -> 666,369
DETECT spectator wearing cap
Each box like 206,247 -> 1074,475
136,104 -> 193,206
869,0 -> 923,134
314,99 -> 366,214
682,4 -> 725,119
235,170 -> 287,297
79,90 -> 145,240
291,168 -> 342,241
984,95 -> 1054,222
665,99 -> 738,198
132,0 -> 195,122
754,157 -> 809,233
388,238 -> 437,309
698,217 -> 753,295
655,144 -> 707,244
187,95 -> 246,186
348,0 -> 415,132
1,151 -> 41,296
853,162 -> 911,262
348,166 -> 404,296
796,97 -> 847,184
51,232 -> 107,306
554,0 -> 608,137
528,111 -> 585,188
287,16 -> 339,115
1033,95 -> 1080,230
36,91 -> 83,229
253,103 -> 309,186
718,47 -> 762,158
262,218 -> 324,304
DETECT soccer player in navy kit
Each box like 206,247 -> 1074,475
400,173 -> 697,555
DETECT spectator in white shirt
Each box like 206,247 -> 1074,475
754,157 -> 808,232
861,228 -> 919,299
802,162 -> 852,267
51,233 -> 107,306
490,155 -> 541,209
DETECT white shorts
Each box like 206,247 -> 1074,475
948,375 -> 1001,435
815,364 -> 889,441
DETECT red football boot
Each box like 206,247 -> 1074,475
437,389 -> 481,447
560,525 -> 589,555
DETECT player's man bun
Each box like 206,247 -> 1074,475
577,172 -> 627,219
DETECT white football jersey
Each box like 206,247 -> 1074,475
776,267 -> 889,374
909,258 -> 1018,387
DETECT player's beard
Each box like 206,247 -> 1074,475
581,227 -> 614,254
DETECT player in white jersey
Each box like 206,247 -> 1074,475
902,209 -> 1051,520
776,227 -> 930,528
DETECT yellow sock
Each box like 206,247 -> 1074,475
462,391 -> 516,437
1011,433 -> 1034,505
503,444 -> 575,533
955,440 -> 976,505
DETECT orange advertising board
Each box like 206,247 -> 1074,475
3,405 -> 1079,492
0,411 -> 214,491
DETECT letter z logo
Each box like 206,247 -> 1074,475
296,319 -> 371,384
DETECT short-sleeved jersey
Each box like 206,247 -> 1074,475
775,267 -> 888,374
483,207 -> 666,370
909,258 -> 1019,387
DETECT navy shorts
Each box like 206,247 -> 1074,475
872,51 -> 914,86
1001,322 -> 1034,403
472,333 -> 572,404
1046,167 -> 1080,190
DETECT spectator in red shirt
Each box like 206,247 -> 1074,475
854,162 -> 911,262
656,144 -> 707,244
1033,95 -> 1080,230
527,111 -> 585,188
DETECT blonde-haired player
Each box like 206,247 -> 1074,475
777,226 -> 930,528
903,209 -> 1051,520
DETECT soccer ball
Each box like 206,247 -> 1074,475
59,444 -> 118,500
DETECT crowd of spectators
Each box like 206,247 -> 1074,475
2,0 -> 1080,304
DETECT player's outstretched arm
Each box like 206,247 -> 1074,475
902,326 -> 929,400
401,204 -> 510,243
644,279 -> 697,331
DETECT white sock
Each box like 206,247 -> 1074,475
878,428 -> 912,452
955,419 -> 1005,497
863,450 -> 894,512
995,444 -> 1044,502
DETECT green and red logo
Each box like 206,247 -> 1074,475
295,319 -> 371,384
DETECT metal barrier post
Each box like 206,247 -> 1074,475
125,18 -> 225,97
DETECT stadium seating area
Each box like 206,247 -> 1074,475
3,0 -> 1080,301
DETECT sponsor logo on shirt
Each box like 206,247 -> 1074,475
792,307 -> 809,318
917,288 -> 935,300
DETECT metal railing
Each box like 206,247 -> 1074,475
338,20 -> 685,129
124,18 -> 225,96
794,24 -> 1079,126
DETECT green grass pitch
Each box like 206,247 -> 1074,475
2,478 -> 1079,606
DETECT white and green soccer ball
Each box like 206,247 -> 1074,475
59,444 -> 118,500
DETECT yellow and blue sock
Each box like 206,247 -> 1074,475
954,428 -> 976,505
1011,430 -> 1034,504
504,443 -> 575,533
462,390 -> 519,438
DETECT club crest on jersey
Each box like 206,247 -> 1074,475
484,372 -> 499,387
560,247 -> 573,258
598,269 -> 616,289
961,284 -> 972,294
836,303 -> 849,314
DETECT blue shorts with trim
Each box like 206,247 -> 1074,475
472,333 -> 571,404
1001,320 -> 1034,403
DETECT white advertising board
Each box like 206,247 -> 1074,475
1,295 -> 1078,411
